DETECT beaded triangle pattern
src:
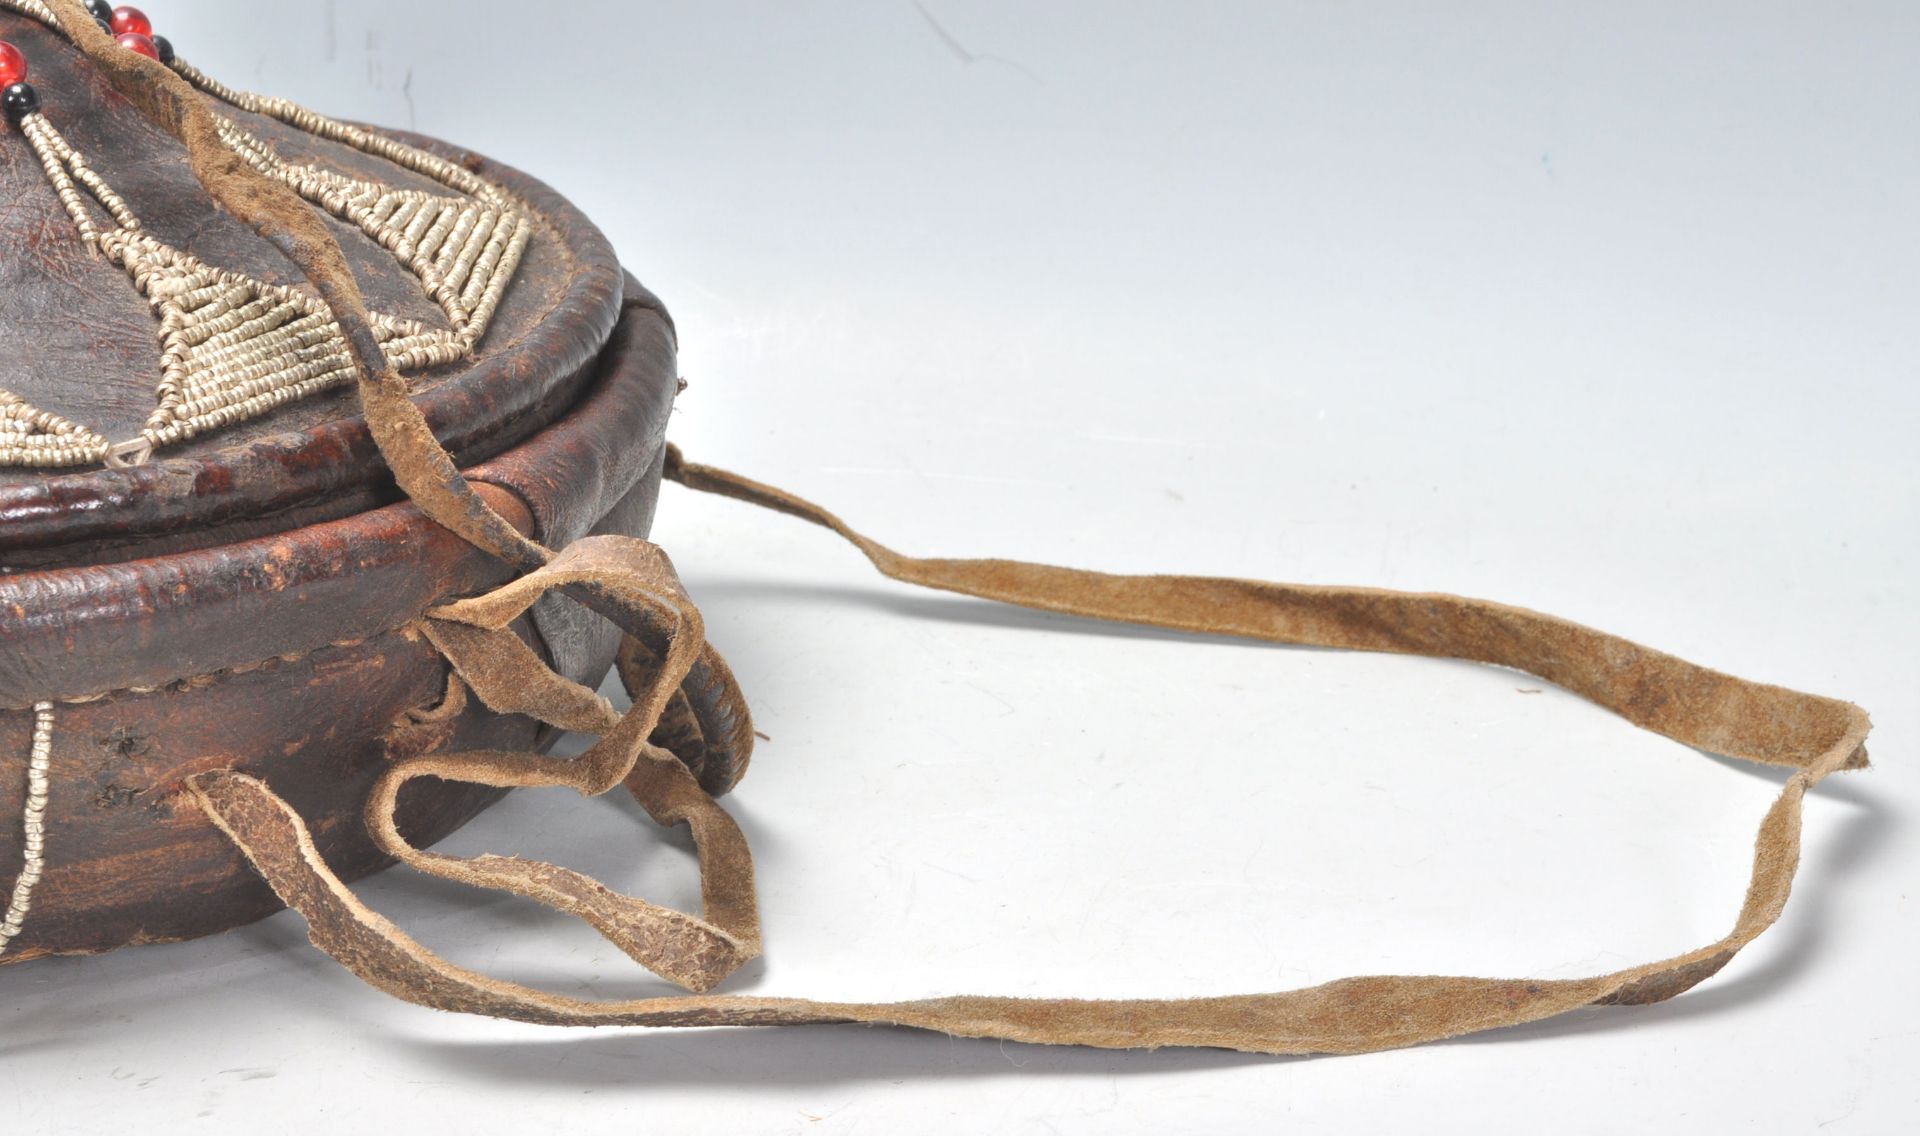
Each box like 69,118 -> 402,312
0,9 -> 530,468
3,110 -> 481,466
175,57 -> 534,373
212,113 -> 530,373
0,388 -> 109,468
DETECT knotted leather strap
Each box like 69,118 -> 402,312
187,449 -> 1871,1055
361,536 -> 762,993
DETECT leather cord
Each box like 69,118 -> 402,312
188,451 -> 1871,1054
47,0 -> 1873,1055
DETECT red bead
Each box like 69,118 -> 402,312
0,42 -> 25,89
116,32 -> 158,60
110,6 -> 152,38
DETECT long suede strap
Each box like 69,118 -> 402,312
45,0 -> 1871,1056
187,450 -> 1871,1054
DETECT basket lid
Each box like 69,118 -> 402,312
0,8 -> 623,567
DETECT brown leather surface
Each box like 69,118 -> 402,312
471,279 -> 679,551
0,482 -> 522,710
0,630 -> 519,959
0,292 -> 679,960
0,10 -> 622,565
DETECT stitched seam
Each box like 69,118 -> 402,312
1,619 -> 428,713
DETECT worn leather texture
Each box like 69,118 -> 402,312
0,10 -> 622,568
0,9 -> 671,959
0,283 -> 678,961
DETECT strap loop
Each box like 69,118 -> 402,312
361,534 -> 761,994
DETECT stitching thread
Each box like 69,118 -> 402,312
2,621 -> 425,713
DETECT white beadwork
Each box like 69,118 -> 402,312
4,111 -> 482,464
0,0 -> 531,468
211,112 -> 530,368
1,389 -> 111,467
0,702 -> 55,956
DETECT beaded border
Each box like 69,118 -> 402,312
0,702 -> 53,957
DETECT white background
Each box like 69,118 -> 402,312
4,2 -> 1915,1132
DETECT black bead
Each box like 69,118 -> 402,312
85,0 -> 113,22
152,35 -> 174,65
2,82 -> 40,126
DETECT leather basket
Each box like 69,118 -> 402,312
0,0 -> 1872,1058
0,6 -> 679,960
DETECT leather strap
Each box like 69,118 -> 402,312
51,0 -> 1869,1054
186,449 -> 1871,1055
